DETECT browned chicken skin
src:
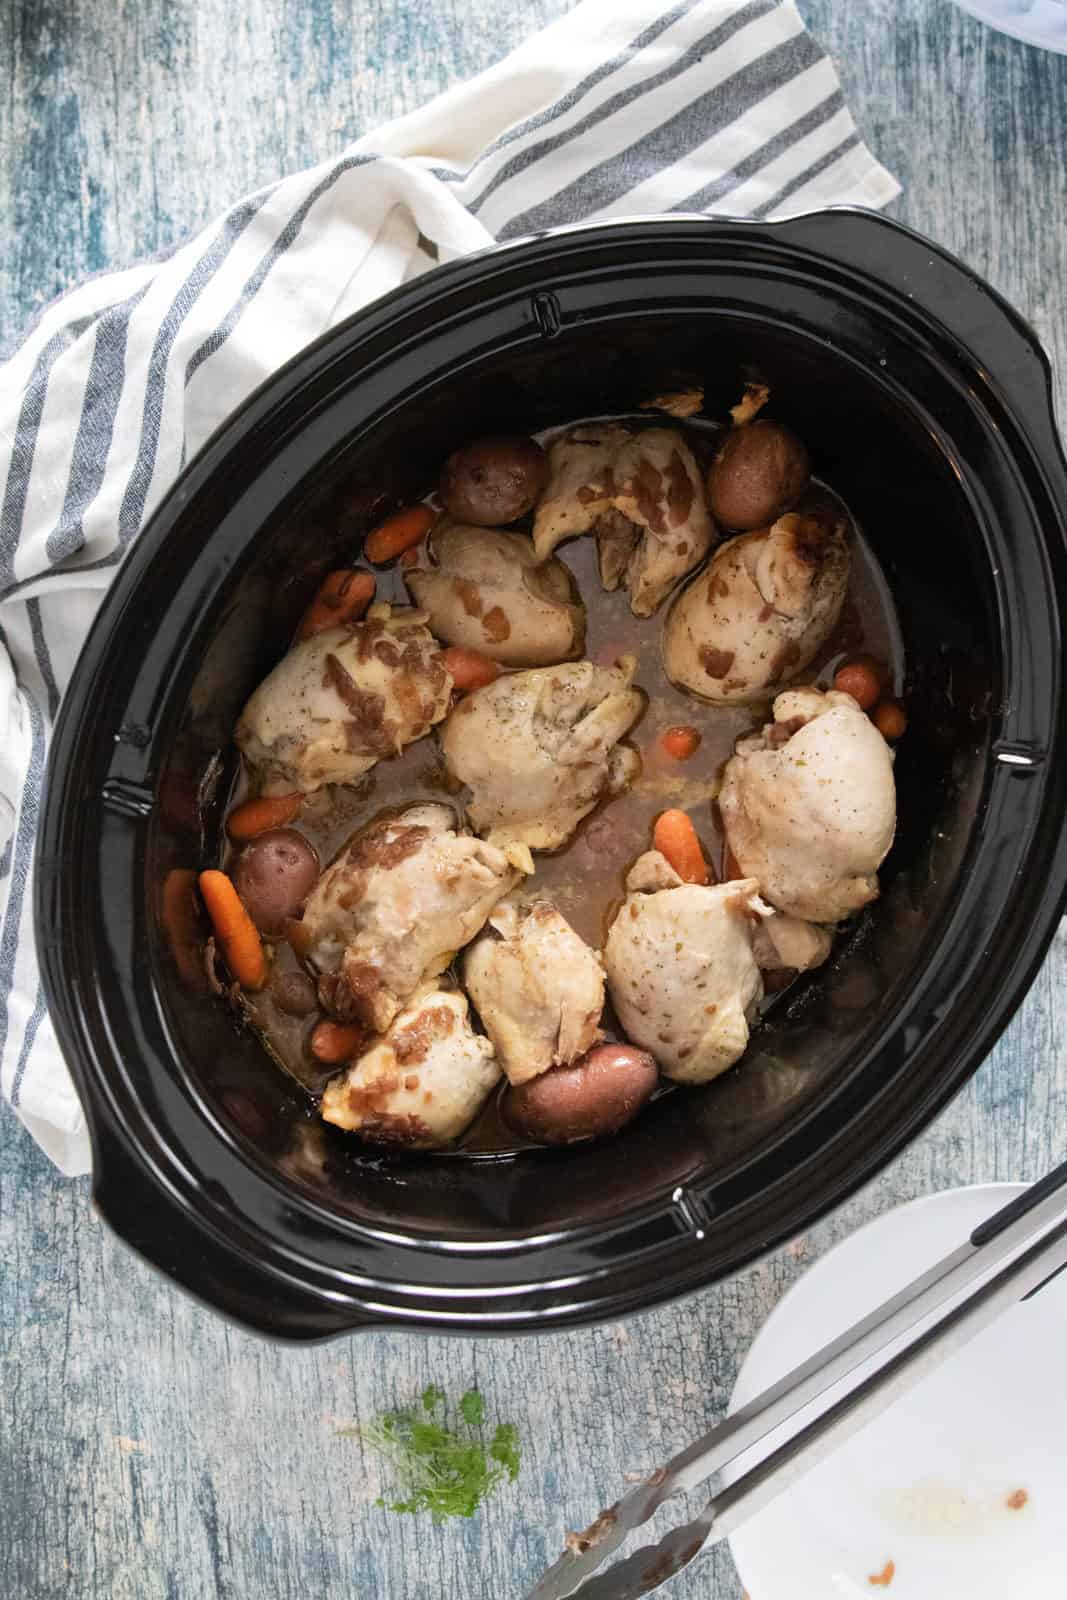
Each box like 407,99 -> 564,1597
533,424 -> 715,616
320,984 -> 501,1146
405,521 -> 585,665
301,803 -> 528,1033
236,604 -> 452,795
662,505 -> 850,704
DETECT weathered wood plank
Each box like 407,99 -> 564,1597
1,1 -> 1066,1597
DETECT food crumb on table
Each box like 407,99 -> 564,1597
564,1503 -> 619,1556
868,1558 -> 896,1587
1006,1487 -> 1029,1510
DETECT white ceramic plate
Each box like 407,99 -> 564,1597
727,1185 -> 1067,1599
950,0 -> 1067,54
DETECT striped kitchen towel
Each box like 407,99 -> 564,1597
0,0 -> 898,1175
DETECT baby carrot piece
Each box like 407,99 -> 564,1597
298,569 -> 376,639
833,656 -> 883,712
653,809 -> 710,885
660,725 -> 701,760
198,870 -> 267,989
160,868 -> 203,986
873,700 -> 907,741
441,646 -> 501,692
364,504 -> 435,564
310,1020 -> 366,1065
226,792 -> 303,841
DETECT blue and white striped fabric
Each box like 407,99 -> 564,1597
0,0 -> 898,1175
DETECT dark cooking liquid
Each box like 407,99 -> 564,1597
222,416 -> 904,1151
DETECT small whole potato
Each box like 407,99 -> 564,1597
707,418 -> 810,530
439,434 -> 548,526
232,829 -> 320,936
832,655 -> 886,712
271,969 -> 320,1016
502,1042 -> 659,1145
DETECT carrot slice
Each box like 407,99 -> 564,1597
198,869 -> 267,989
310,1020 -> 366,1065
226,792 -> 303,841
364,504 -> 435,564
872,700 -> 907,740
441,646 -> 501,692
660,725 -> 701,760
298,569 -> 375,639
833,656 -> 884,712
160,868 -> 203,986
653,809 -> 710,885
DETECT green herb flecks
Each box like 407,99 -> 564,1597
347,1388 -> 521,1522
422,1384 -> 446,1413
459,1389 -> 486,1426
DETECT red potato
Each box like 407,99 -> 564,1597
310,1020 -> 367,1065
707,418 -> 809,530
232,829 -> 320,936
502,1043 -> 659,1144
873,699 -> 907,740
271,970 -> 320,1016
439,434 -> 548,526
833,656 -> 885,712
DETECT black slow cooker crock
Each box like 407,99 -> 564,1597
36,212 -> 1067,1340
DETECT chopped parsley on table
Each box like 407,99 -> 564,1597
342,1387 -> 521,1522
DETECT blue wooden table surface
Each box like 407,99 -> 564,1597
2,2 -> 1066,1596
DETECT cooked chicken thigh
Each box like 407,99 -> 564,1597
320,984 -> 500,1147
603,850 -> 766,1084
439,659 -> 645,851
236,605 -> 451,795
719,688 -> 896,923
300,803 -> 526,1032
532,423 -> 632,555
464,898 -> 604,1084
662,502 -> 849,703
607,428 -> 716,616
405,522 -> 585,666
533,424 -> 714,616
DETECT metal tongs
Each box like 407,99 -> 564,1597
526,1161 -> 1067,1600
